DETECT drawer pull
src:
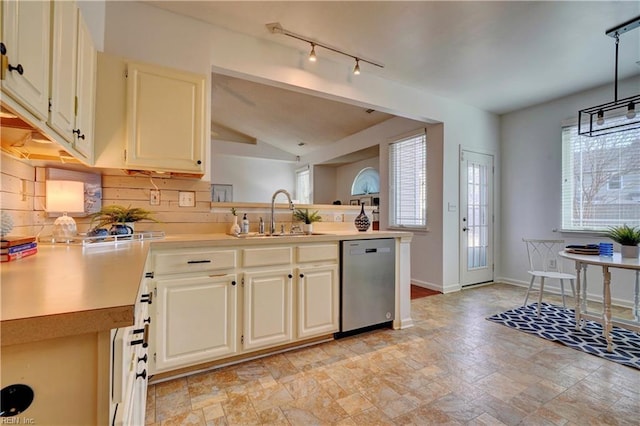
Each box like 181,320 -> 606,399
141,293 -> 153,304
137,354 -> 147,364
131,324 -> 149,348
187,260 -> 212,264
143,317 -> 151,324
136,369 -> 147,380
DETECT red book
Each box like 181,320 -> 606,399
0,241 -> 37,255
1,247 -> 38,262
1,236 -> 36,249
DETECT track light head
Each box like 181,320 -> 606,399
353,58 -> 361,75
627,101 -> 636,119
309,43 -> 317,62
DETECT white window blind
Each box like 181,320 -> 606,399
562,120 -> 640,231
295,167 -> 310,204
389,130 -> 427,229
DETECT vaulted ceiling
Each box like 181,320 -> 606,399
147,1 -> 640,155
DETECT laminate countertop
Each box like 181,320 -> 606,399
0,231 -> 411,346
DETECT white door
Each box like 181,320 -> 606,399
460,150 -> 494,286
296,264 -> 339,338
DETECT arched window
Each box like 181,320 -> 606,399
351,167 -> 380,196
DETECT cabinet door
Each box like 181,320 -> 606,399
126,62 -> 205,174
1,0 -> 51,120
243,269 -> 293,351
73,13 -> 95,162
49,0 -> 78,142
296,264 -> 339,338
153,274 -> 237,373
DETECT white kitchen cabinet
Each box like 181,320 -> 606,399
296,264 -> 339,338
242,268 -> 293,351
49,2 -> 95,162
126,61 -> 206,174
1,0 -> 51,120
153,274 -> 238,373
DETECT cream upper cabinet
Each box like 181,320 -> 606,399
125,61 -> 206,174
72,14 -> 96,161
49,3 -> 95,162
1,0 -> 51,120
49,0 -> 78,141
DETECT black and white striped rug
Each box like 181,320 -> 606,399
487,303 -> 640,370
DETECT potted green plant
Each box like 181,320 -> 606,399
89,205 -> 158,235
605,224 -> 640,258
293,209 -> 321,234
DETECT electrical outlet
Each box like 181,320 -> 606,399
333,214 -> 343,222
178,191 -> 196,207
150,190 -> 160,206
549,259 -> 557,269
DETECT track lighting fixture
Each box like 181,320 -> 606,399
266,22 -> 384,74
308,43 -> 317,62
578,15 -> 640,137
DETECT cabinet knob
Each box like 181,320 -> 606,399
0,42 -> 6,55
137,354 -> 148,364
231,280 -> 236,286
136,369 -> 147,380
299,273 -> 304,278
288,274 -> 293,279
72,129 -> 85,140
196,160 -> 202,165
141,293 -> 153,304
143,317 -> 151,324
8,63 -> 23,75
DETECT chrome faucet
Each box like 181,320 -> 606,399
270,189 -> 294,235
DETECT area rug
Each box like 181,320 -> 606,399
487,303 -> 640,370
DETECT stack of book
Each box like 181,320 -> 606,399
1,236 -> 38,262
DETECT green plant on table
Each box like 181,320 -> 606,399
293,209 -> 322,224
89,205 -> 158,229
604,224 -> 640,246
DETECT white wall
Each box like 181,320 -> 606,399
101,1 -> 500,292
500,76 -> 640,306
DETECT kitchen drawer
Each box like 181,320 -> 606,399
152,249 -> 236,275
296,243 -> 338,263
242,246 -> 292,267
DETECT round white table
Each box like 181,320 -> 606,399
559,251 -> 640,352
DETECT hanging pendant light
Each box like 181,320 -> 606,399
353,58 -> 361,75
578,15 -> 640,137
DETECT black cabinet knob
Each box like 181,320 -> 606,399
196,160 -> 202,165
288,274 -> 293,279
7,63 -> 23,75
299,273 -> 304,278
0,42 -> 6,55
136,370 -> 147,380
137,354 -> 147,364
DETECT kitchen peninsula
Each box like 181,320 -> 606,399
1,230 -> 411,425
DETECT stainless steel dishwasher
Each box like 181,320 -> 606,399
338,238 -> 395,336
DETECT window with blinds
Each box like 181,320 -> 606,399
561,120 -> 640,231
295,167 -> 310,204
389,130 -> 427,229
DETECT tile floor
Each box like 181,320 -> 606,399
145,283 -> 640,425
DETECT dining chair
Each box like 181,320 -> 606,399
522,238 -> 576,316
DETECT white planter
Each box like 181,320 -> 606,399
621,244 -> 640,258
303,223 -> 313,235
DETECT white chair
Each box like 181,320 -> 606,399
522,239 -> 576,316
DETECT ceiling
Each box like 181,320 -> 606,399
147,1 -> 640,155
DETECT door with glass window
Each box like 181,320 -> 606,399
460,150 -> 494,286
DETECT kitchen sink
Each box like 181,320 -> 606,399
233,232 -> 331,238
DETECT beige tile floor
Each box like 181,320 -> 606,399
145,283 -> 640,425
